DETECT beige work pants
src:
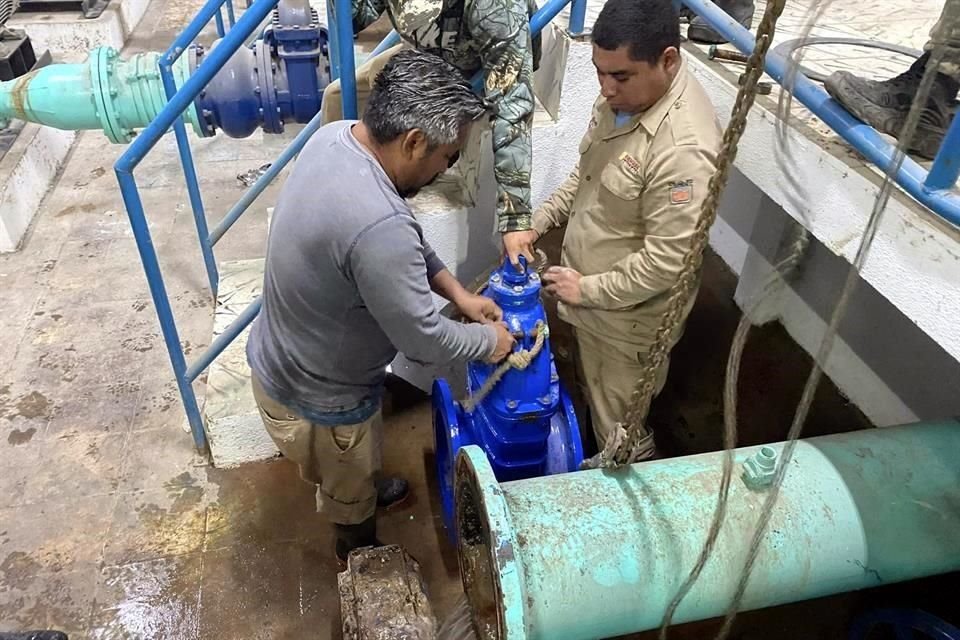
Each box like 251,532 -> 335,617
252,375 -> 382,525
321,45 -> 404,124
572,328 -> 666,457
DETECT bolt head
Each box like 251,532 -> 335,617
506,400 -> 518,409
491,274 -> 501,283
513,285 -> 523,293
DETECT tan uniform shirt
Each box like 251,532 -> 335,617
532,59 -> 722,347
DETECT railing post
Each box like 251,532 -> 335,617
116,173 -> 209,451
225,0 -> 236,27
214,7 -> 226,36
925,113 -> 960,192
159,60 -> 220,297
327,0 -> 340,81
568,0 -> 587,35
336,0 -> 358,118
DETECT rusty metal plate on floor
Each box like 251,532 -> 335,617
338,544 -> 437,639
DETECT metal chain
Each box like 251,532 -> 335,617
604,1 -> 790,467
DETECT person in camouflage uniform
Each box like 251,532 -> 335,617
322,0 -> 540,260
825,0 -> 959,159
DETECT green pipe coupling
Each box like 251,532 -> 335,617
88,47 -> 203,143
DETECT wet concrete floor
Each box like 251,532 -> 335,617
1,0 -> 956,636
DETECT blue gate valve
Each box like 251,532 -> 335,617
432,256 -> 584,537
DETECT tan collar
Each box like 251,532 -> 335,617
598,57 -> 689,140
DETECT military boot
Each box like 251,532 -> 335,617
688,0 -> 755,44
335,516 -> 381,563
825,52 -> 959,159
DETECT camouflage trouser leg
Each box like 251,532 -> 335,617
926,0 -> 960,81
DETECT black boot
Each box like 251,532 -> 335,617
376,476 -> 410,509
0,633 -> 69,640
335,516 -> 381,563
825,52 -> 959,160
688,0 -> 755,44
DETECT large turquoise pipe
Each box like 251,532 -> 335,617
0,46 -> 200,143
454,420 -> 960,640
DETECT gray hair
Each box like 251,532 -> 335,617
363,49 -> 488,147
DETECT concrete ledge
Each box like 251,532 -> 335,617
10,0 -> 152,58
685,50 -> 960,366
0,123 -> 75,253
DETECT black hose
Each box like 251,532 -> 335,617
772,36 -> 922,83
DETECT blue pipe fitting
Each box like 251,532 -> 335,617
195,0 -> 329,137
433,258 -> 584,536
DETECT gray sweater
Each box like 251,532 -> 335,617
247,121 -> 496,425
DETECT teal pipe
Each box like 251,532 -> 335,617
0,46 -> 201,143
454,420 -> 960,640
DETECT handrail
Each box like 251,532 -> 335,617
680,0 -> 960,227
115,0 -> 283,450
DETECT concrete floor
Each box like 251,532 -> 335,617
1,1 -> 957,638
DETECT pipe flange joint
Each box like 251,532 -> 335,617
90,46 -> 131,144
742,445 -> 778,489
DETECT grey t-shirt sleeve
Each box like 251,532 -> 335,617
422,239 -> 446,280
349,214 -> 497,364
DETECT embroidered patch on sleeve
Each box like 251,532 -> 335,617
669,179 -> 693,205
618,152 -> 643,177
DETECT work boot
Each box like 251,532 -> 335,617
687,0 -> 755,44
335,516 -> 381,563
0,633 -> 69,640
825,52 -> 959,160
376,476 -> 410,509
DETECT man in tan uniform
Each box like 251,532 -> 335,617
511,0 -> 722,459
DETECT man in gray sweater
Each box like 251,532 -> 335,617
247,50 -> 514,561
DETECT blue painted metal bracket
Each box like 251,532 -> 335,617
680,0 -> 960,227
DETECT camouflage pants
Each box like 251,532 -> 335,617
927,0 -> 960,80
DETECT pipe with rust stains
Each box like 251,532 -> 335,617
454,419 -> 960,640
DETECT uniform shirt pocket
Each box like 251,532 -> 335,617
600,162 -> 643,201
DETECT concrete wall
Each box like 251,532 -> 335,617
527,35 -> 960,426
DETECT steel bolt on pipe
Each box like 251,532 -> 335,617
455,420 -> 960,640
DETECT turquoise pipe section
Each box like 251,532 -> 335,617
0,46 -> 200,143
455,420 -> 960,640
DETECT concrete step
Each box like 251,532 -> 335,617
0,124 -> 76,253
202,257 -> 279,468
10,0 -> 152,59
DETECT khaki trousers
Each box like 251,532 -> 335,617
572,328 -> 666,457
251,375 -> 382,525
321,45 -> 404,125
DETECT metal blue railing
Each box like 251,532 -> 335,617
116,0 -> 587,451
680,0 -> 960,227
